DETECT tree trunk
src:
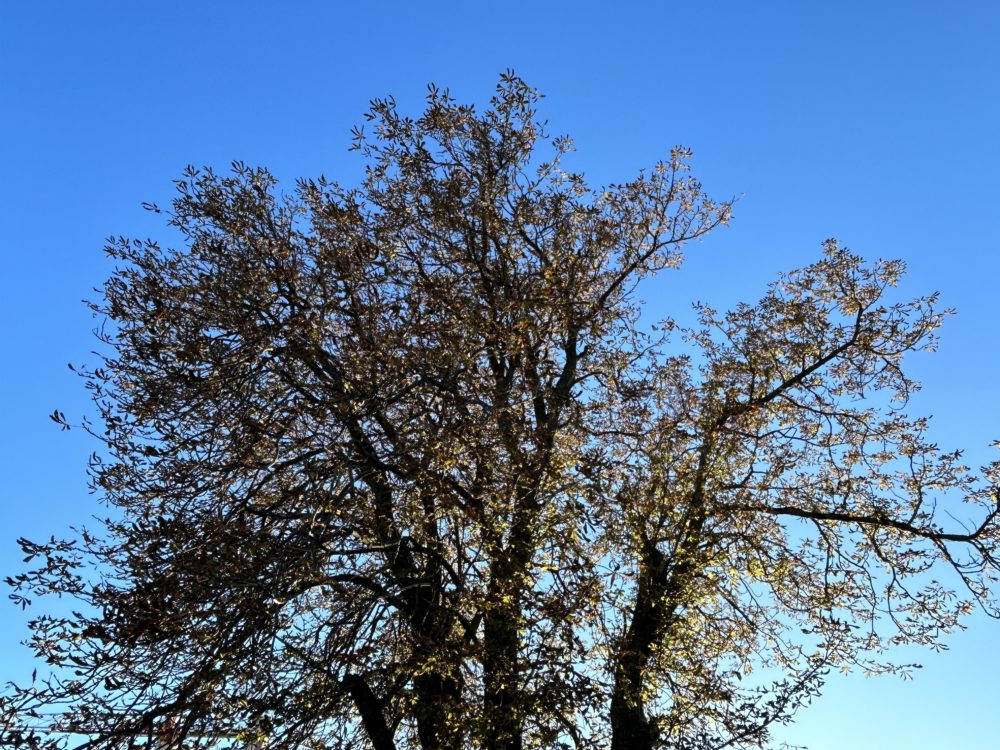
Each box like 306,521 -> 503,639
610,571 -> 663,750
482,600 -> 524,750
482,511 -> 536,750
414,670 -> 463,750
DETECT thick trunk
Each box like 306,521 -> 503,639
610,572 -> 664,750
407,562 -> 465,750
482,601 -> 524,750
611,436 -> 715,749
414,670 -> 463,750
477,328 -> 576,750
611,507 -> 709,749
482,512 -> 535,750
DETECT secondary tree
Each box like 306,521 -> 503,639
4,73 -> 999,750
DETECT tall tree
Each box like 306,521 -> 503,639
4,74 -> 999,750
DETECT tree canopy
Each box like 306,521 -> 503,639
4,74 -> 1000,750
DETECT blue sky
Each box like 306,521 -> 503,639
2,2 -> 998,747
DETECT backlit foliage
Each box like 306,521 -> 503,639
4,74 -> 999,750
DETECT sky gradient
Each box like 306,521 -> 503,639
2,2 -> 999,747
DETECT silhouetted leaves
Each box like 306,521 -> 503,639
4,76 -> 999,750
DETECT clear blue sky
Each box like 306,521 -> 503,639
2,2 -> 998,747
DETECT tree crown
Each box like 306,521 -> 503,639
4,73 -> 999,750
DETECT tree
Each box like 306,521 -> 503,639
4,73 -> 1000,750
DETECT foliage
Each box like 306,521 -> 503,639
4,74 -> 999,750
